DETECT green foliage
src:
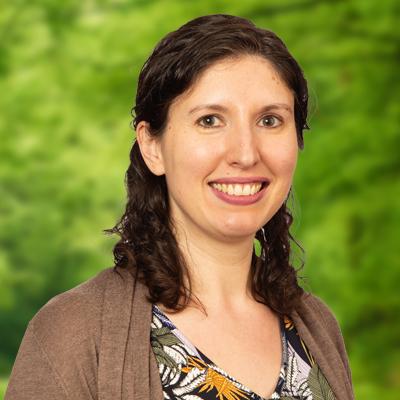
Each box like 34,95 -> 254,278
0,377 -> 8,399
0,0 -> 399,397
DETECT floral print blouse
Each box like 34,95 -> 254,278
151,304 -> 336,400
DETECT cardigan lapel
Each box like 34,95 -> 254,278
290,294 -> 353,400
129,270 -> 164,400
97,266 -> 164,400
129,274 -> 171,399
98,267 -> 135,400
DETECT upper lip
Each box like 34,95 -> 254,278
209,177 -> 270,184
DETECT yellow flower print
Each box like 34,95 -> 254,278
284,315 -> 294,330
181,355 -> 249,400
199,368 -> 248,400
181,355 -> 208,373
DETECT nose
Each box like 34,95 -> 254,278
226,123 -> 260,168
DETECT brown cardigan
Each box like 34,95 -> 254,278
5,266 -> 354,399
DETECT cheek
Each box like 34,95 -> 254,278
168,135 -> 220,178
263,138 -> 298,177
165,137 -> 219,204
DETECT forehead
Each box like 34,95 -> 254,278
171,54 -> 294,110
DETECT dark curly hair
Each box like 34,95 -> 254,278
105,14 -> 310,317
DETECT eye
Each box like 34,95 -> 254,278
197,114 -> 222,128
260,115 -> 282,128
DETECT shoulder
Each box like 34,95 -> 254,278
299,291 -> 343,335
294,291 -> 354,392
6,267 -> 136,398
26,266 -> 137,373
29,266 -> 134,345
30,267 -> 111,340
295,291 -> 351,366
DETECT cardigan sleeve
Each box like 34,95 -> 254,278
5,321 -> 68,399
5,274 -> 104,400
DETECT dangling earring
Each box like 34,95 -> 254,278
260,227 -> 267,259
261,226 -> 267,241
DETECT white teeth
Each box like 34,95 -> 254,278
210,182 -> 263,196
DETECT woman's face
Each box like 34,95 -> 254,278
138,54 -> 298,243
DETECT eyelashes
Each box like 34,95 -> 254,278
196,114 -> 283,129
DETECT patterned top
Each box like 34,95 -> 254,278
151,304 -> 336,400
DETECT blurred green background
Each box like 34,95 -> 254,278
0,0 -> 399,398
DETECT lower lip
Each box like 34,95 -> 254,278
209,184 -> 268,205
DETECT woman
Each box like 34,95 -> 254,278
6,14 -> 354,400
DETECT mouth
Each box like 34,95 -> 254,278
208,180 -> 269,197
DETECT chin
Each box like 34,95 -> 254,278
216,224 -> 261,241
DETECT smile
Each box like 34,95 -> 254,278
210,182 -> 263,196
208,178 -> 269,206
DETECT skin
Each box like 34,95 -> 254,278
137,54 -> 298,312
137,54 -> 298,398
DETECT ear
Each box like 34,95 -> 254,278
135,121 -> 165,176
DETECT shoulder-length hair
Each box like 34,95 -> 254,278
105,14 -> 310,317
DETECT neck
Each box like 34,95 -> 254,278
173,222 -> 257,313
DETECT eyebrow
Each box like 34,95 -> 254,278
188,103 -> 293,115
